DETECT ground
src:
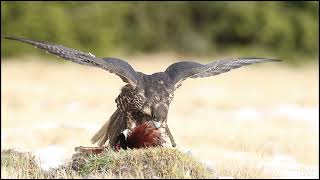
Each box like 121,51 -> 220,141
1,53 -> 319,178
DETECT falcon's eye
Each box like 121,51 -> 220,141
151,113 -> 158,121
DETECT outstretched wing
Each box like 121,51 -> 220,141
165,57 -> 281,89
4,36 -> 139,86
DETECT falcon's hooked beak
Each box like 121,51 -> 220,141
152,103 -> 168,129
152,121 -> 162,129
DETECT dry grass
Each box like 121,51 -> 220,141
1,54 -> 319,178
73,147 -> 213,178
1,149 -> 46,178
1,147 -> 213,178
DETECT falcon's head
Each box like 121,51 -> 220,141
151,102 -> 169,128
141,95 -> 170,128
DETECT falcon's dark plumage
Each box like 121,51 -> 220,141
5,36 -> 281,148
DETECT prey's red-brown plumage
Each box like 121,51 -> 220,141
75,122 -> 165,154
126,122 -> 165,149
114,121 -> 165,150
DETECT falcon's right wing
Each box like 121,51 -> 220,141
165,57 -> 281,90
5,36 -> 139,86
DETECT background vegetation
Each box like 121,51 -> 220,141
1,1 -> 319,64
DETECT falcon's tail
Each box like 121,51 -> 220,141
91,108 -> 127,147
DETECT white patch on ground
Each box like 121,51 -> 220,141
33,122 -> 59,129
232,107 -> 261,121
180,148 -> 217,178
183,148 -> 192,156
65,102 -> 85,112
4,128 -> 35,140
31,102 -> 45,111
272,104 -> 319,122
1,133 -> 8,141
228,104 -> 318,127
60,122 -> 100,132
30,121 -> 100,133
259,154 -> 319,178
218,176 -> 234,179
200,159 -> 216,172
34,145 -> 69,171
223,151 -> 251,160
213,150 -> 318,178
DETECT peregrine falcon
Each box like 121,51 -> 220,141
5,36 -> 281,148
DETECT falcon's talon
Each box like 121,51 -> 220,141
5,36 -> 281,149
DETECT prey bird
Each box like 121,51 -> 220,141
5,36 -> 281,148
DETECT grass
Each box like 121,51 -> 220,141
75,147 -> 213,178
1,54 -> 319,178
1,147 -> 214,179
1,149 -> 46,178
215,158 -> 266,179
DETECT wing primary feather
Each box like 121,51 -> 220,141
4,36 -> 139,86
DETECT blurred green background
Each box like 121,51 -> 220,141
1,1 -> 319,64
